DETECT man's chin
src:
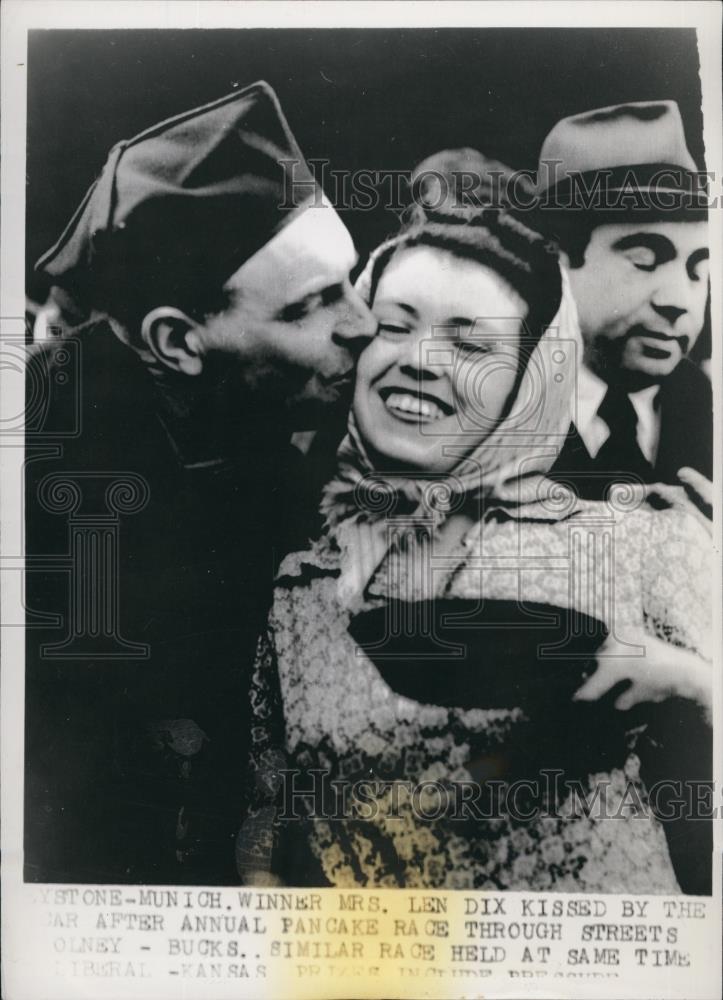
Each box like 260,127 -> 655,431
621,342 -> 681,381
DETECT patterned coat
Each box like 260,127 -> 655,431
239,497 -> 711,893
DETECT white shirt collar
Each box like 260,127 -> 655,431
575,364 -> 608,442
629,382 -> 660,418
575,363 -> 661,463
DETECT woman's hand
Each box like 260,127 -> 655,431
573,633 -> 712,723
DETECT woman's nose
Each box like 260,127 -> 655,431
397,329 -> 452,379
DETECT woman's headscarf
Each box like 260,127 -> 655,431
319,215 -> 583,607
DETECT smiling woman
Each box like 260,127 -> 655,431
355,246 -> 525,473
235,206 -> 712,894
353,208 -> 563,476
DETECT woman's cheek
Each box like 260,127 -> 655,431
354,341 -> 390,416
451,353 -> 484,411
357,337 -> 399,384
453,354 -> 517,429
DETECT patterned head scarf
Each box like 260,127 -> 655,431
319,211 -> 583,606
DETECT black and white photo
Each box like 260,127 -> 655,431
2,3 -> 721,999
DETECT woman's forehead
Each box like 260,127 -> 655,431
373,244 -> 528,318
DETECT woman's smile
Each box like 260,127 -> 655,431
379,385 -> 454,423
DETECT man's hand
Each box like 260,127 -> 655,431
573,633 -> 712,723
677,466 -> 713,520
643,474 -> 712,532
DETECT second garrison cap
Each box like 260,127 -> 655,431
36,81 -> 320,319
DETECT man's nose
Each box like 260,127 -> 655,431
332,284 -> 377,347
650,267 -> 694,329
651,301 -> 687,328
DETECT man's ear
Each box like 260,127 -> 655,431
140,307 -> 204,375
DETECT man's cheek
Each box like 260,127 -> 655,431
261,328 -> 316,367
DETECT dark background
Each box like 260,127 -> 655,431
27,27 -> 705,305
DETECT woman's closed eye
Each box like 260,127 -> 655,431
378,322 -> 411,338
457,339 -> 494,356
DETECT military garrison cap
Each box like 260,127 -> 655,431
37,81 -> 320,320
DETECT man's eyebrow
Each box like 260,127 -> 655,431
611,232 -> 676,262
274,288 -> 322,320
277,257 -> 358,315
275,280 -> 341,319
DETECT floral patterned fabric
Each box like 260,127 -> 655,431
237,499 -> 710,892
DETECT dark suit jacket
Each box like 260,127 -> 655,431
550,358 -> 713,894
549,359 -> 713,500
24,321 -> 327,885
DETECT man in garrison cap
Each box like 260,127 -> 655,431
24,82 -> 375,885
534,101 -> 712,895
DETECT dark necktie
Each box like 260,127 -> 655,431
594,385 -> 654,484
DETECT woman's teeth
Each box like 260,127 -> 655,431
384,391 -> 447,421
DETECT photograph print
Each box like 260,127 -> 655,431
22,24 -> 715,898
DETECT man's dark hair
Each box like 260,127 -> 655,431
544,212 -> 604,268
62,263 -> 238,349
